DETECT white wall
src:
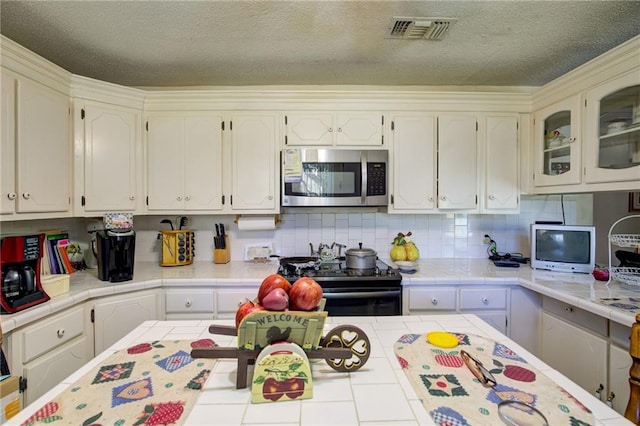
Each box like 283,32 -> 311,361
2,194 -> 601,266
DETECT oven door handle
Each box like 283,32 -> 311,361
323,290 -> 401,299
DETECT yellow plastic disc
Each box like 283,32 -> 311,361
426,331 -> 458,348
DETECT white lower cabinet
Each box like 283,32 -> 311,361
403,285 -> 508,335
540,298 -> 608,400
215,287 -> 259,320
508,287 -> 542,356
609,343 -> 632,415
459,287 -> 508,335
165,288 -> 215,320
8,305 -> 93,406
91,290 -> 161,354
404,287 -> 457,313
609,321 -> 632,415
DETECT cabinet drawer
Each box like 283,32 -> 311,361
216,289 -> 259,314
542,296 -> 607,336
460,288 -> 507,310
165,289 -> 214,313
22,306 -> 85,363
408,288 -> 457,311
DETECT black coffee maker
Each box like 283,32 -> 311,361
95,229 -> 135,282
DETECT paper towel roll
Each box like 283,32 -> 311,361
237,216 -> 277,231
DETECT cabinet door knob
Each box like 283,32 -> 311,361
337,127 -> 342,132
594,384 -> 603,400
56,328 -> 65,338
177,195 -> 183,201
488,195 -> 496,200
564,306 -> 573,313
185,195 -> 191,201
185,300 -> 192,308
431,298 -> 438,305
568,137 -> 576,144
268,195 -> 273,200
7,192 -> 16,200
129,195 -> 135,200
328,127 -> 333,132
22,192 -> 31,200
606,391 -> 615,407
482,297 -> 489,305
428,196 -> 434,202
440,195 -> 446,201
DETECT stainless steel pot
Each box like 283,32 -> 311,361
345,243 -> 377,269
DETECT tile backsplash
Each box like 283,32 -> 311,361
1,194 -> 593,265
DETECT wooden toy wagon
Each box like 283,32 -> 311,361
191,303 -> 370,403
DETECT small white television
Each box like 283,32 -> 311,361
530,224 -> 596,273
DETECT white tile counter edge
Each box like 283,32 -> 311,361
4,316 -> 631,426
1,259 -> 638,334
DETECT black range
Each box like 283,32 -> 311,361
277,256 -> 402,316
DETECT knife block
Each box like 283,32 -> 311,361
213,236 -> 230,264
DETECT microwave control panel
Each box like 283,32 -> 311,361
367,163 -> 386,196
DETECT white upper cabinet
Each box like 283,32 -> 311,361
584,71 -> 640,184
533,95 -> 582,188
77,101 -> 141,213
1,72 -> 16,215
437,114 -> 478,210
284,112 -> 384,147
147,114 -> 223,212
229,113 -> 279,212
483,115 -> 519,212
15,76 -> 70,214
389,114 -> 437,212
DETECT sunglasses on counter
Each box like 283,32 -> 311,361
460,349 -> 497,387
459,350 -> 549,426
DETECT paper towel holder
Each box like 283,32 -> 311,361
234,214 -> 280,225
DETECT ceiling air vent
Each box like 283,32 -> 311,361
388,17 -> 457,40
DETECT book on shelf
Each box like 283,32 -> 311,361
39,230 -> 69,275
56,239 -> 75,274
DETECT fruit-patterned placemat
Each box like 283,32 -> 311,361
20,339 -> 217,426
394,332 -> 594,426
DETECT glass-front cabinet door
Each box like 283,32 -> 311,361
584,71 -> 640,183
533,95 -> 582,187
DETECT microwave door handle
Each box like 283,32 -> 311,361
361,151 -> 367,205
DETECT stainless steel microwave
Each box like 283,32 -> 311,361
281,149 -> 388,207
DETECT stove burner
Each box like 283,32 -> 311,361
277,256 -> 402,286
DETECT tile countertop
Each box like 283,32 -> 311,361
1,259 -> 639,333
5,316 -> 630,426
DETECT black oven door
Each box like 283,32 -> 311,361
321,286 -> 402,316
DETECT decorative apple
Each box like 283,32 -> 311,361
262,287 -> 289,311
258,274 -> 292,304
284,377 -> 305,399
262,377 -> 283,401
289,277 -> 323,311
235,300 -> 266,328
592,267 -> 609,281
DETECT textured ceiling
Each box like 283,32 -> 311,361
1,1 -> 639,88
